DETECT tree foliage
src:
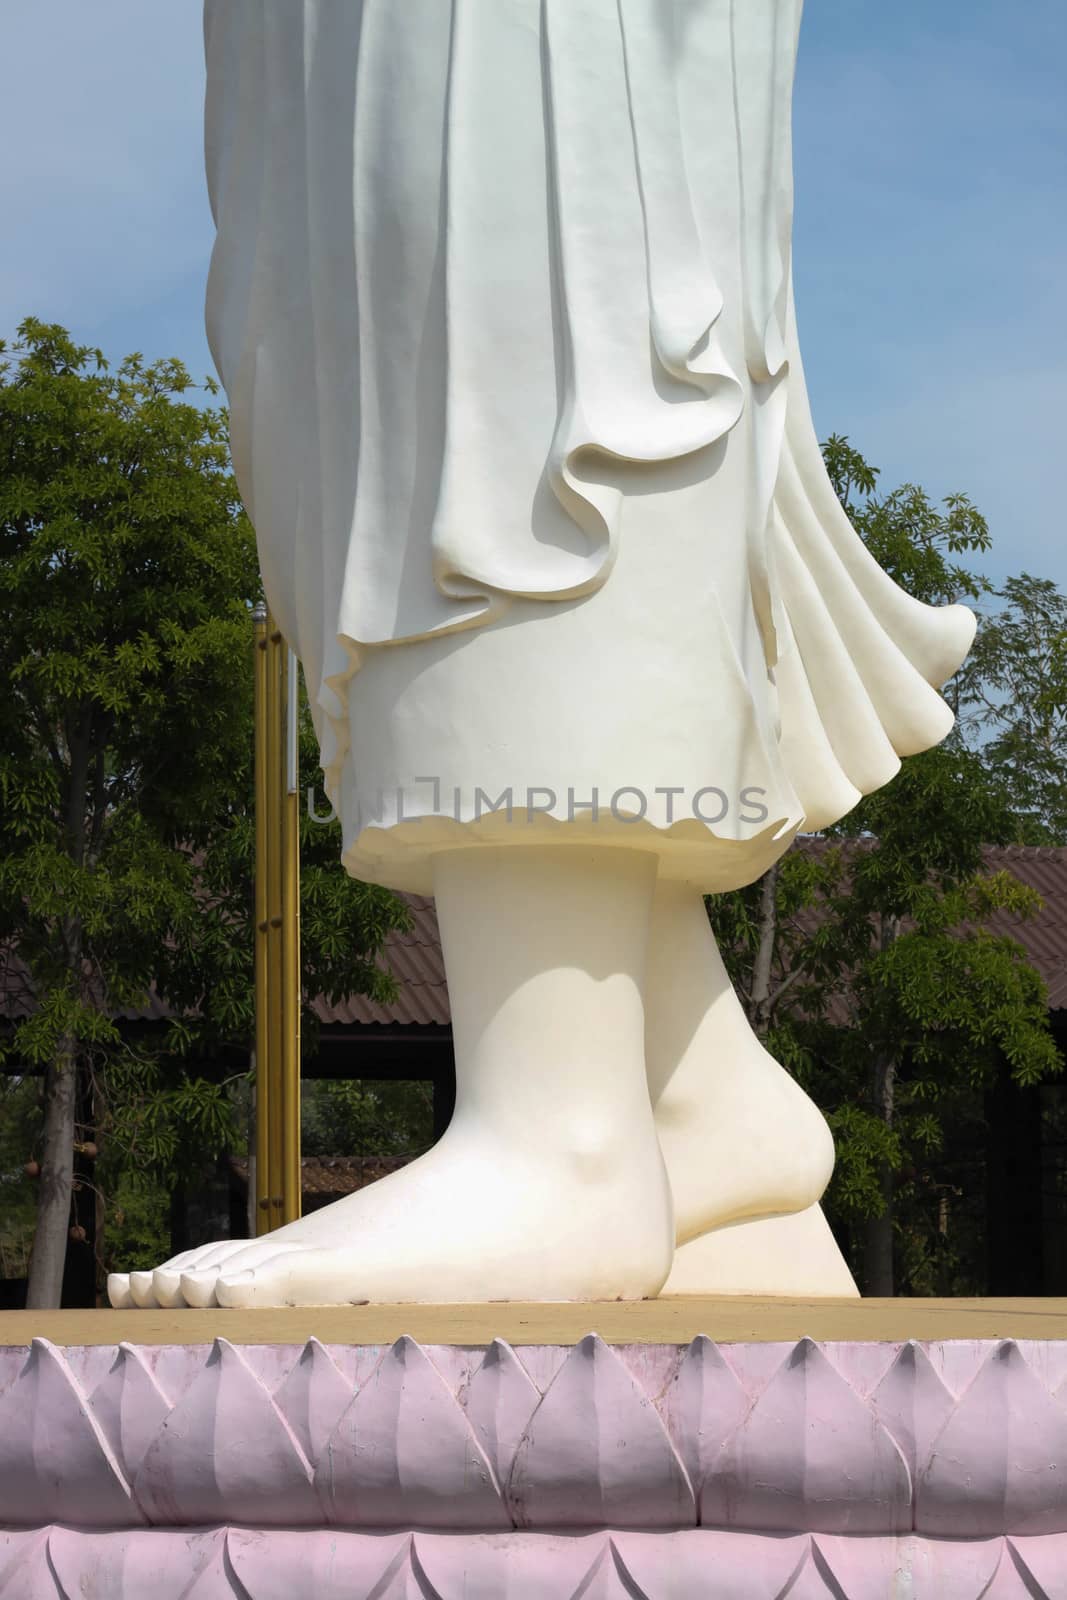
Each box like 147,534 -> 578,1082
822,433 -> 992,613
956,574 -> 1067,844
0,321 -> 408,1304
710,438 -> 1064,1295
302,1080 -> 434,1160
0,319 -> 263,1303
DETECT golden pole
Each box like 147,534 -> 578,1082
252,602 -> 272,1235
265,613 -> 286,1227
280,647 -> 303,1223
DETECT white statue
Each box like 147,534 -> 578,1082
111,0 -> 973,1310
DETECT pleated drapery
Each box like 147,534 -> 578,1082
204,0 -> 975,852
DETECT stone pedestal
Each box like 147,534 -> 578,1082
2,1301 -> 1067,1597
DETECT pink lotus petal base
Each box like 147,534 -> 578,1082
1,1527 -> 1064,1599
2,1334 -> 1067,1596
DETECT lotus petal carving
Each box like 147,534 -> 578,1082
179,1531 -> 248,1600
462,1338 -> 541,1491
700,1337 -> 912,1534
916,1341 -> 1067,1538
0,1532 -> 53,1600
978,1541 -> 1053,1599
1005,1532 -> 1067,1598
816,1532 -> 1005,1600
89,1343 -> 173,1483
315,1335 -> 509,1529
414,1530 -> 606,1600
508,1334 -> 695,1529
869,1339 -> 955,1482
134,1338 -> 319,1526
272,1337 -> 354,1466
0,1529 -> 1065,1596
0,1530 -> 61,1600
659,1334 -> 749,1497
48,1526 -> 226,1600
0,1334 -> 1065,1548
227,1528 -> 414,1600
0,1340 -> 137,1528
618,1529 -> 811,1599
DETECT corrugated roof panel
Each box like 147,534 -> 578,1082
229,1154 -> 414,1194
344,853 -> 1067,1024
2,854 -> 1065,1033
314,896 -> 449,1026
982,846 -> 1067,1010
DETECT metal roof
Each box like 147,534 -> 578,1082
229,1154 -> 413,1195
315,895 -> 449,1028
354,854 -> 1067,1024
0,893 -> 449,1032
982,846 -> 1067,1012
2,853 -> 1065,1033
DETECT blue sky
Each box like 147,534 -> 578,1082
2,0 -> 1063,596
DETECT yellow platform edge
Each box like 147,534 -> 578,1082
3,1296 -> 1067,1347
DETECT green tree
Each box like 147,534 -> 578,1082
301,1079 -> 434,1160
0,320 -> 409,1305
957,574 -> 1067,844
710,439 -> 1060,1296
0,1076 -> 40,1283
0,319 -> 261,1305
820,434 -> 992,616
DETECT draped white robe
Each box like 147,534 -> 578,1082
204,0 -> 974,889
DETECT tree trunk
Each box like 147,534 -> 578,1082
863,1066 -> 896,1298
864,1211 -> 895,1297
25,1033 -> 78,1309
28,711 -> 91,1312
862,913 -> 903,1297
748,861 -> 780,1037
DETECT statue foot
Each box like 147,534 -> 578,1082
109,1115 -> 675,1309
109,1203 -> 858,1310
654,1032 -> 835,1243
211,1246 -> 402,1310
108,1237 -> 285,1310
212,1201 -> 862,1307
105,855 -> 844,1311
647,883 -> 834,1242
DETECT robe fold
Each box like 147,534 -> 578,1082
204,0 -> 974,891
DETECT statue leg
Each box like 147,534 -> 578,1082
117,845 -> 674,1309
645,880 -> 856,1294
645,880 -> 837,1243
